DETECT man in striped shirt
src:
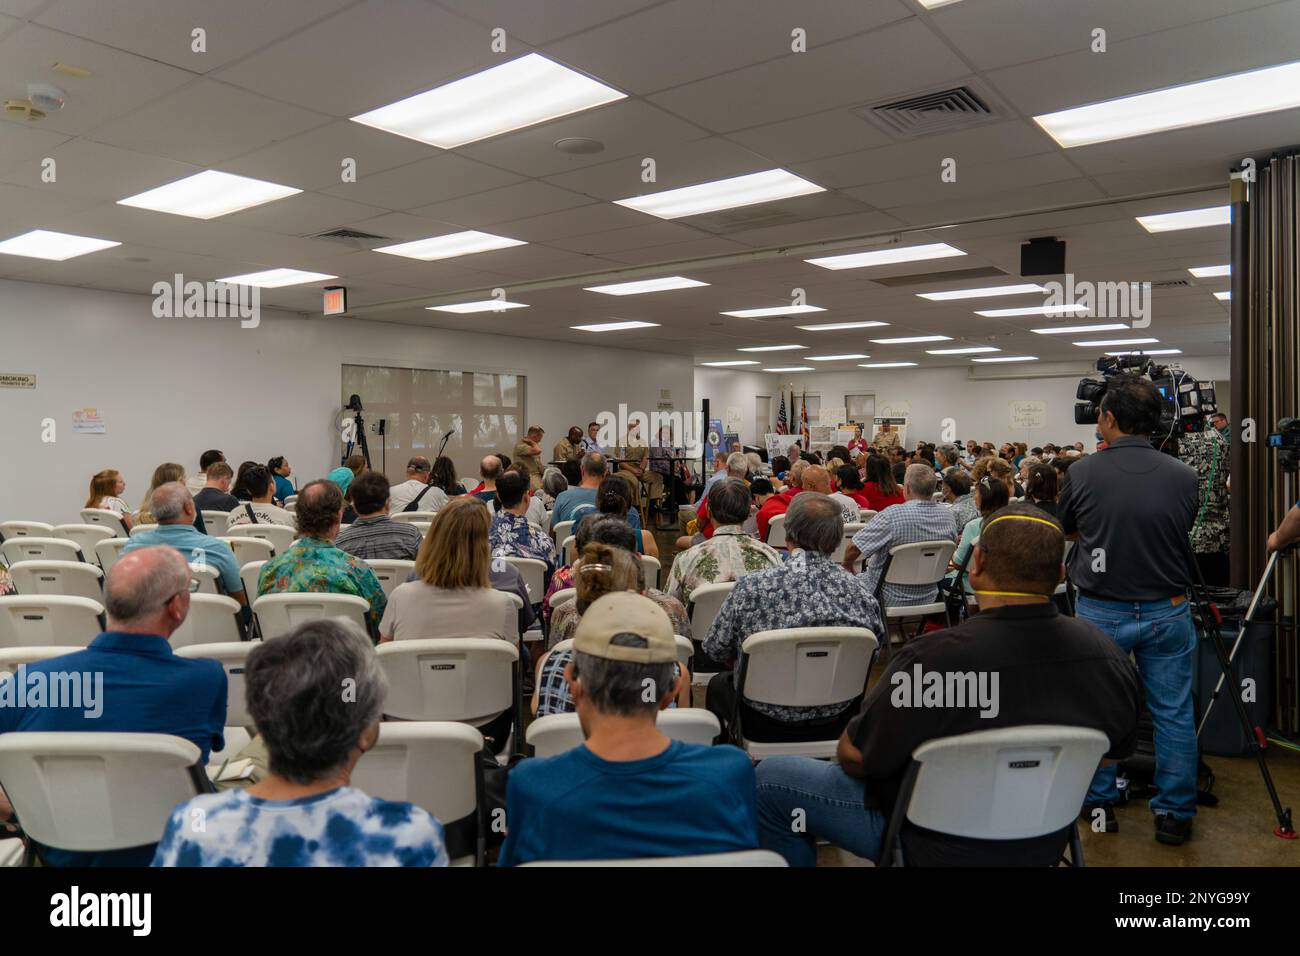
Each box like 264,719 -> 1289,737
335,472 -> 423,561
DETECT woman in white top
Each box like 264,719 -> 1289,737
86,469 -> 133,531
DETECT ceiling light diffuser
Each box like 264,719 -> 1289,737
926,346 -> 999,354
374,231 -> 525,261
722,304 -> 826,318
795,320 -> 889,331
615,169 -> 824,220
917,283 -> 1045,301
737,344 -> 806,352
701,360 -> 759,367
1072,337 -> 1159,347
118,170 -> 300,219
972,356 -> 1038,363
869,335 -> 952,344
584,276 -> 708,295
976,304 -> 1091,318
571,320 -> 659,332
808,354 -> 870,361
806,242 -> 964,271
427,300 -> 529,313
1030,323 -> 1129,335
0,229 -> 120,260
763,366 -> 814,372
1189,265 -> 1230,278
217,269 -> 337,288
859,362 -> 917,368
1136,206 -> 1230,233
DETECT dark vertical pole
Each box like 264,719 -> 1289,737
701,397 -> 710,482
1229,172 -> 1250,589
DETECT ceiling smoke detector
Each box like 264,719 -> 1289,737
554,137 -> 605,155
27,82 -> 66,112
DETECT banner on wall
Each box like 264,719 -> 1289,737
705,418 -> 724,459
1009,400 -> 1047,430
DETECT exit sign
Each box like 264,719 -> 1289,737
323,287 -> 347,315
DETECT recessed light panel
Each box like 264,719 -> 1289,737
917,283 -> 1045,301
0,229 -> 120,260
722,304 -> 826,318
616,169 -> 824,220
859,362 -> 918,368
737,344 -> 806,352
1136,206 -> 1230,233
584,276 -> 708,295
869,335 -> 952,344
796,320 -> 889,331
427,300 -> 529,313
806,243 -> 964,271
118,170 -> 300,219
217,269 -> 337,288
926,346 -> 999,354
374,231 -> 525,261
571,320 -> 660,332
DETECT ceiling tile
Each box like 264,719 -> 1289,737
410,180 -> 598,228
321,153 -> 524,209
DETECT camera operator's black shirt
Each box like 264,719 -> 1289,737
1056,436 -> 1199,600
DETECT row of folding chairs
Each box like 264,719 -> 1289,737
766,509 -> 878,552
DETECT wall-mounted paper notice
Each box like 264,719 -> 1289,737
72,408 -> 106,434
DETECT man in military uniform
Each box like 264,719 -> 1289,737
874,421 -> 902,451
553,426 -> 583,465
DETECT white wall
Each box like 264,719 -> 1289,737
0,278 -> 693,524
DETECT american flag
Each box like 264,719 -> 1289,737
776,392 -> 788,434
800,390 -> 810,444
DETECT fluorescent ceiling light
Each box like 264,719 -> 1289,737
1136,206 -> 1230,233
722,304 -> 826,318
427,300 -> 529,313
351,53 -> 625,149
1214,291 -> 1231,301
1189,265 -> 1230,278
763,366 -> 814,372
1072,337 -> 1160,347
1031,323 -> 1130,335
976,304 -> 1090,318
737,344 -> 806,352
795,320 -> 889,331
118,170 -> 300,219
808,354 -> 870,361
374,231 -> 525,261
1107,349 -> 1182,356
571,320 -> 660,332
701,360 -> 759,367
972,356 -> 1038,363
1034,60 -> 1300,148
869,335 -> 952,344
806,242 -> 964,271
0,229 -> 120,260
917,283 -> 1045,301
616,168 -> 824,220
217,268 -> 337,288
926,346 -> 999,355
583,276 -> 708,295
860,362 -> 917,368
918,0 -> 963,7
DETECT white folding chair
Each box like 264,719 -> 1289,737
223,522 -> 295,553
548,587 -> 577,612
767,513 -> 787,548
877,540 -> 958,643
240,561 -> 266,603
858,509 -> 878,523
409,522 -> 431,535
366,559 -> 416,600
559,535 -> 576,564
206,727 -> 252,770
551,519 -> 575,544
351,721 -> 486,866
283,501 -> 297,514
189,563 -> 220,595
376,638 -> 518,730
685,581 -> 735,680
252,592 -> 370,640
640,554 -> 661,590
219,536 -> 276,568
176,642 -> 255,727
521,848 -> 786,867
0,732 -> 204,864
201,511 -> 232,536
283,495 -> 298,507
391,511 -> 439,525
94,537 -> 130,574
0,645 -> 71,677
79,508 -> 128,537
735,627 -> 878,759
503,557 -> 547,605
1,537 -> 83,565
6,561 -> 103,601
52,524 -> 115,564
128,523 -> 159,537
834,522 -> 865,563
526,708 -> 721,758
0,520 -> 54,540
878,725 -> 1110,867
0,595 -> 103,649
169,594 -> 242,649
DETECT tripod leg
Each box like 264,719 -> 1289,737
1197,551 -> 1279,735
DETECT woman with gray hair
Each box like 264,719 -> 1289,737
153,619 -> 448,867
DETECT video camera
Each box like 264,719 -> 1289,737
1267,418 -> 1300,471
1074,355 -> 1217,436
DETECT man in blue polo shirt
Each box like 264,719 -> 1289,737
0,546 -> 227,866
123,481 -> 247,609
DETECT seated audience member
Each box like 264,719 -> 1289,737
335,471 -> 423,561
500,592 -> 756,865
85,468 -> 134,531
554,426 -> 584,464
693,452 -> 752,542
704,494 -> 882,742
345,452 -> 368,484
542,513 -> 637,627
0,547 -> 226,866
1025,463 -> 1060,518
962,439 -> 979,464
534,543 -> 691,717
755,505 -> 1141,866
154,620 -> 447,867
770,454 -> 791,481
388,456 -> 447,514
755,458 -> 807,542
232,460 -> 261,501
539,466 -> 567,512
552,452 -> 607,526
123,483 -> 245,608
862,454 -> 905,512
972,454 -> 1020,498
1017,454 -> 1042,487
473,455 -> 504,504
258,480 -> 386,635
828,466 -> 867,522
227,465 -> 295,527
1012,442 -> 1028,470
325,466 -> 358,522
430,455 -> 466,497
617,422 -> 662,511
941,468 -> 978,534
664,478 -> 781,607
267,456 -> 295,504
136,462 -> 197,529
845,464 -> 958,614
186,449 -> 225,495
741,477 -> 777,537
935,443 -> 962,473
503,463 -> 550,529
576,476 -> 657,558
193,461 -> 239,513
490,470 -> 559,572
947,475 -> 1011,594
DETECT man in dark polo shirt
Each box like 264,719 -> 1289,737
753,504 -> 1141,866
1057,377 -> 1200,846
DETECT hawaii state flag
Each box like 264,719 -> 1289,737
800,390 -> 810,444
776,392 -> 787,434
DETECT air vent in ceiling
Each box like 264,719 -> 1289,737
1150,279 -> 1191,289
855,86 -> 997,138
871,266 -> 1007,287
309,227 -> 391,249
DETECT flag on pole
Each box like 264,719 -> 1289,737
776,391 -> 787,434
800,390 -> 810,445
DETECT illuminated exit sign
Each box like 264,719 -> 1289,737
323,286 -> 347,315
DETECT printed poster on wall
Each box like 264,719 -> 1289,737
1010,400 -> 1047,430
72,407 -> 106,434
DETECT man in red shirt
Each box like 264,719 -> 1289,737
757,463 -> 833,542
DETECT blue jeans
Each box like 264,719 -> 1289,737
1078,594 -> 1198,820
755,756 -> 887,866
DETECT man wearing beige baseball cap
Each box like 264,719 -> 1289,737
498,592 -> 757,865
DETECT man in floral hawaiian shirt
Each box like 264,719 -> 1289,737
664,478 -> 781,607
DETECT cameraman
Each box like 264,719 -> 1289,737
1057,377 -> 1200,846
1267,503 -> 1300,553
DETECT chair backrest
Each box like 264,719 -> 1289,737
0,595 -> 103,649
0,520 -> 54,539
687,581 -> 735,637
200,511 -> 232,536
51,524 -> 115,563
0,645 -> 71,677
502,556 -> 547,604
350,721 -> 484,832
526,708 -> 721,758
548,587 -> 577,613
375,638 -> 517,723
283,500 -> 297,514
833,522 -> 866,562
93,537 -> 130,574
884,540 -> 958,586
175,642 -> 256,726
767,513 -> 786,548
219,535 -> 276,568
521,849 -> 786,867
739,627 -> 877,709
640,554 -> 661,590
0,732 -> 201,851
409,521 -> 431,534
6,560 -> 103,601
79,508 -> 128,536
128,523 -> 159,537
858,509 -> 878,523
903,725 -> 1110,841
240,561 -> 266,603
391,511 -> 439,525
224,522 -> 295,552
1,537 -> 83,565
252,592 -> 370,641
189,563 -> 220,594
551,519 -> 574,543
283,495 -> 298,507
169,594 -> 242,650
365,559 -> 417,600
